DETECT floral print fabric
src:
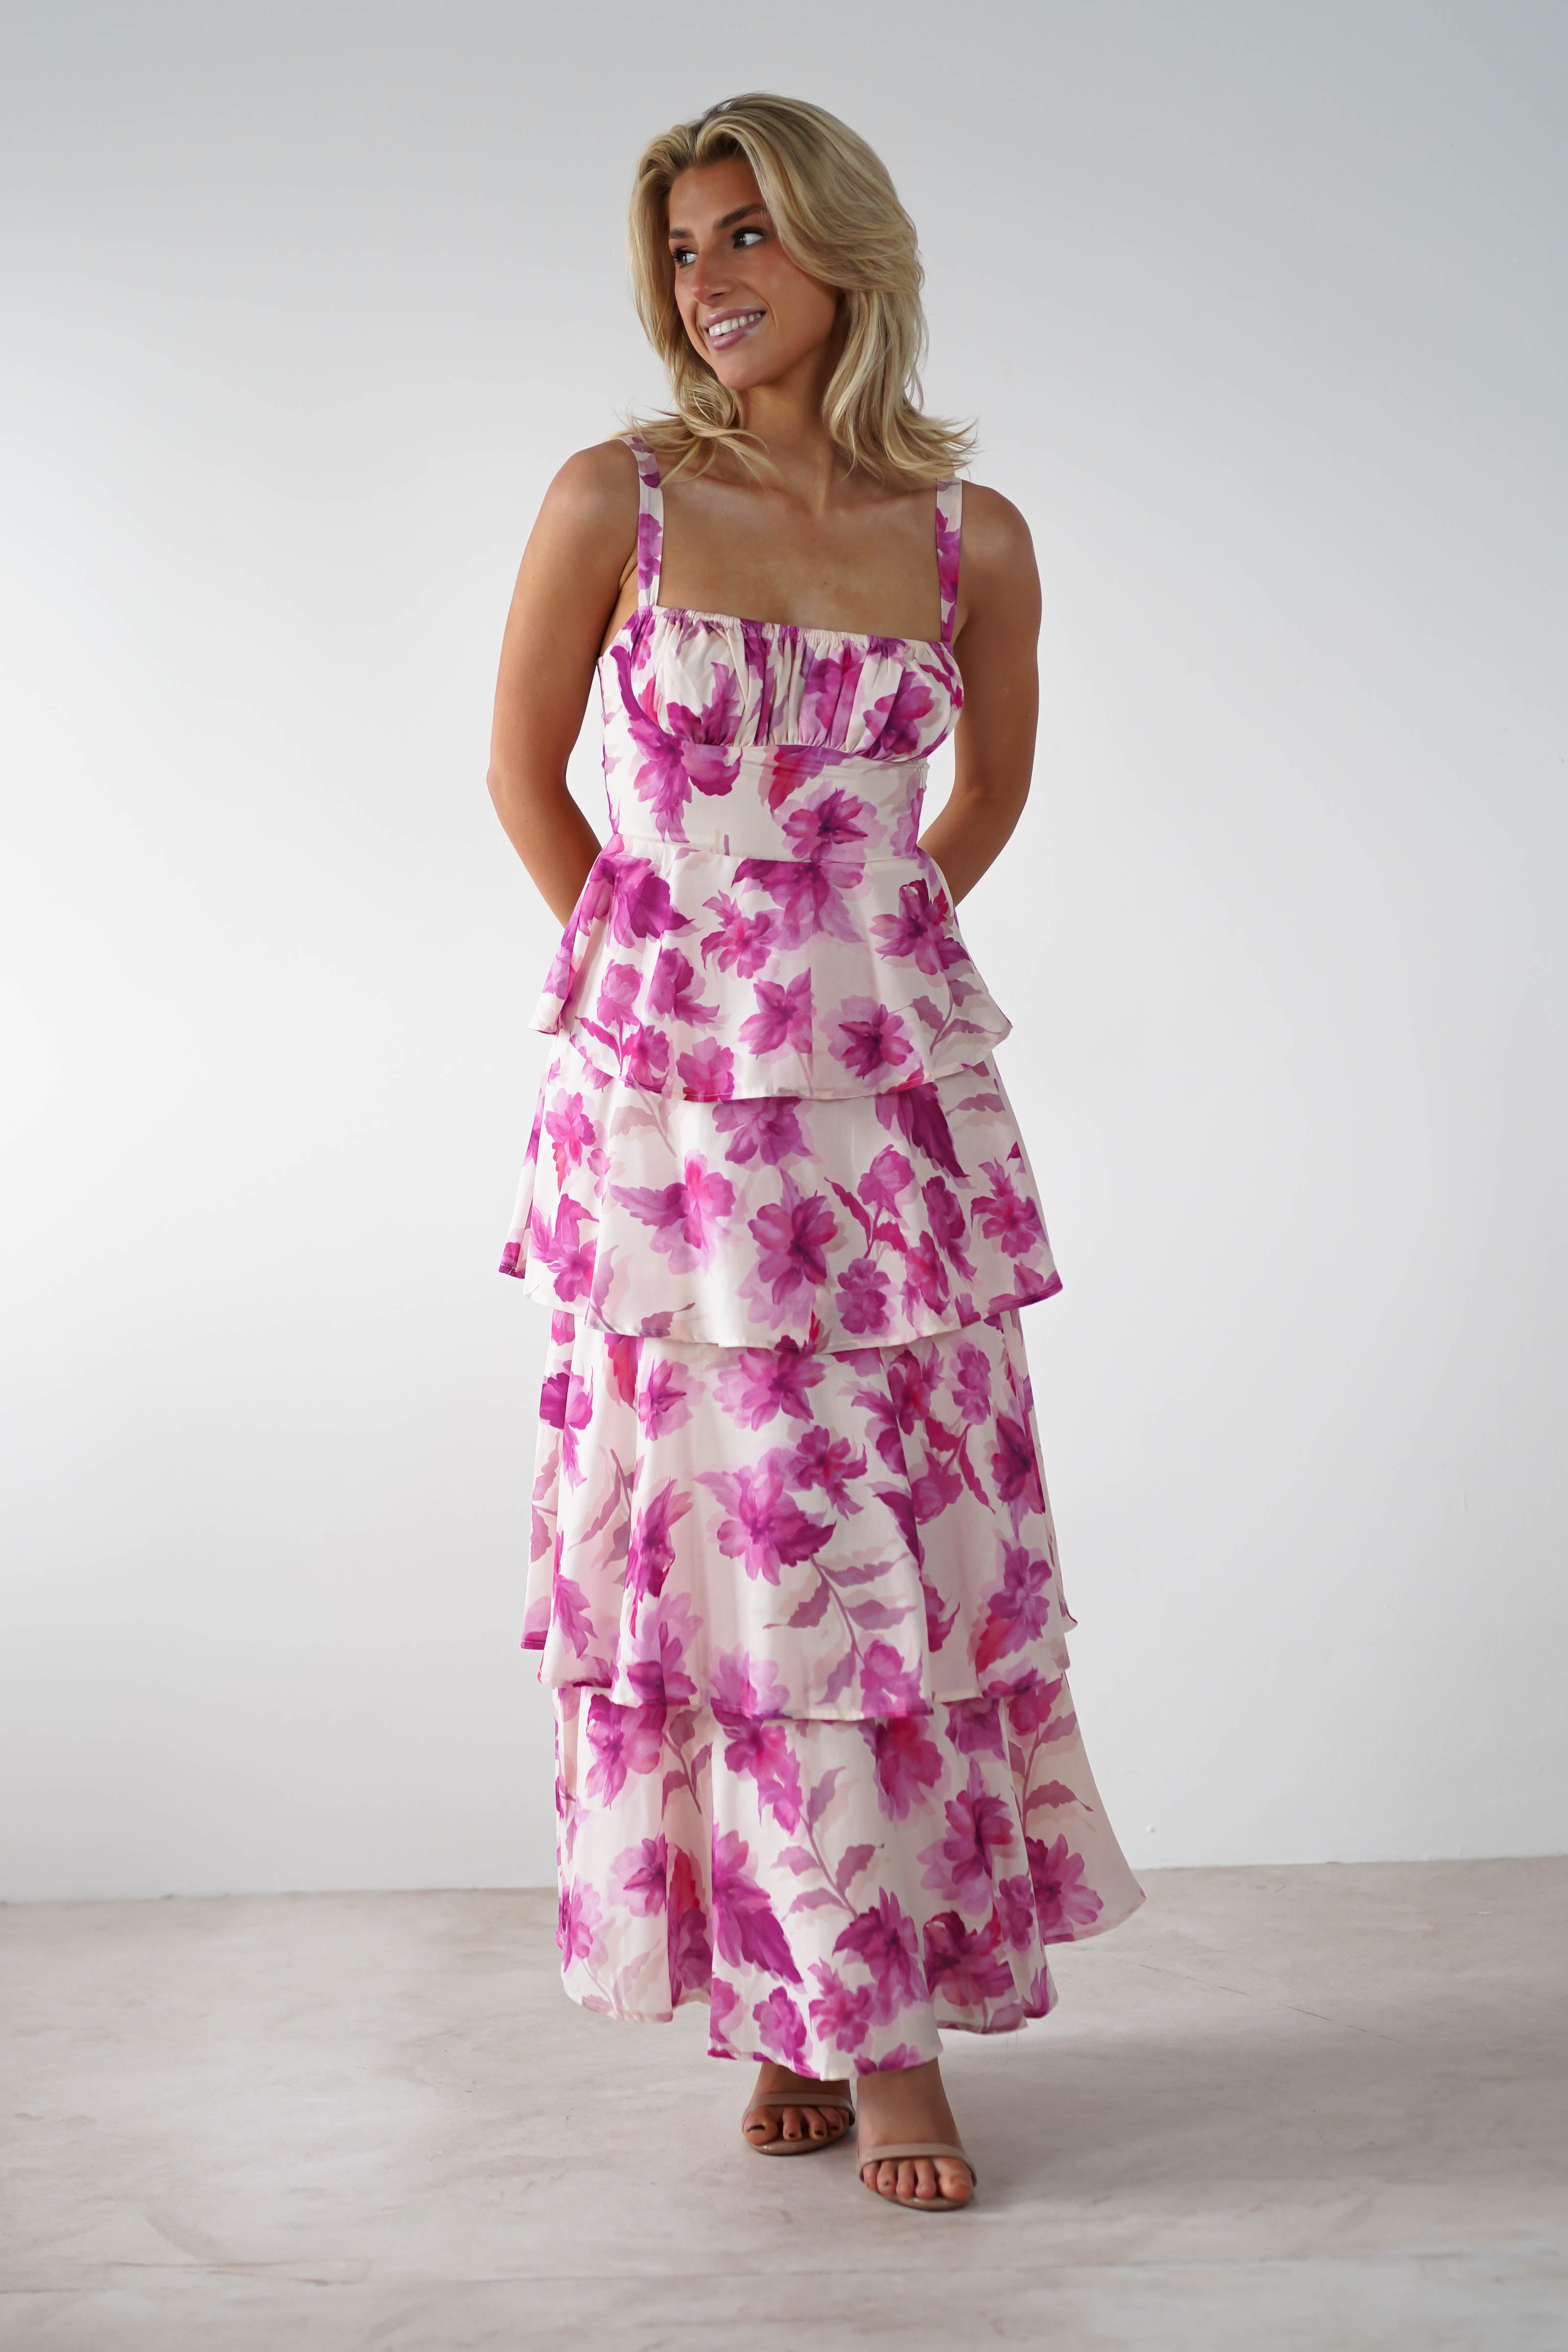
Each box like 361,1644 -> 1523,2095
504,435 -> 1140,2071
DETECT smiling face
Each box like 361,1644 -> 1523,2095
666,153 -> 842,395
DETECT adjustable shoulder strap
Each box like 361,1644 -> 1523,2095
623,433 -> 663,607
934,478 -> 963,646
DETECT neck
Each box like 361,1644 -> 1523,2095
734,326 -> 848,511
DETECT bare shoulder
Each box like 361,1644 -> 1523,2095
958,482 -> 1037,581
532,438 -> 639,558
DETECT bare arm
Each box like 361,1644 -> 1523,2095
919,486 -> 1042,905
487,441 -> 639,925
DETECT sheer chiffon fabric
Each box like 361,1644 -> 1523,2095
502,436 -> 1140,2073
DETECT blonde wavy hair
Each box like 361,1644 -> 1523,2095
627,93 -> 973,489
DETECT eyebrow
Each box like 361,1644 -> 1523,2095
667,202 -> 766,240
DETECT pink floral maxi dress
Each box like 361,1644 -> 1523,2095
500,437 -> 1142,2077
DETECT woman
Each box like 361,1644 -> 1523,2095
488,93 -> 1141,2213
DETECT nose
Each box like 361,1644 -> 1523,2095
687,240 -> 730,307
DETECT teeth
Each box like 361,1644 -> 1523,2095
707,312 -> 762,341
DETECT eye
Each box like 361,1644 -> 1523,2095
734,226 -> 766,248
670,243 -> 696,269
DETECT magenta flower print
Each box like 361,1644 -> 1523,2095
748,1178 -> 838,1308
782,787 -> 869,861
901,1231 -> 952,1319
864,666 -> 938,760
788,1425 -> 867,1512
992,1413 -> 1046,1515
713,1345 -> 827,1430
876,1083 -> 963,1180
953,1341 -> 992,1425
833,999 -> 914,1083
604,852 -> 689,945
709,1648 -> 790,1721
528,1198 -> 595,1305
860,1147 -> 914,1215
697,1454 -> 833,1584
973,1158 -> 1045,1258
863,1717 -> 944,1819
740,973 -> 813,1058
859,1640 -> 925,1720
648,947 -> 719,1029
752,1985 -> 810,2071
711,1830 -> 801,1982
676,1039 -> 735,1099
618,1020 -> 670,1091
713,1096 -> 807,1167
583,1697 -> 663,1805
610,1835 -> 669,1917
807,1964 -> 873,2054
921,1912 -> 1016,2006
636,1356 -> 690,1439
667,1848 -> 711,1999
975,1543 -> 1055,1669
612,1155 -> 735,1274
699,893 -> 776,979
733,855 -> 860,950
834,1893 -> 926,2023
557,1882 -> 603,1967
1027,1835 -> 1105,1936
922,1177 -> 976,1277
545,1093 -> 599,1184
871,879 -> 966,975
721,1715 -> 804,1831
549,1571 -> 594,1659
837,1256 -> 891,1336
625,1478 -> 691,1621
1009,1674 -> 1069,1737
994,1870 -> 1038,1952
918,1760 -> 1017,1903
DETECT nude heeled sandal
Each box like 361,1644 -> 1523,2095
741,2090 -> 855,2156
858,2140 -> 977,2210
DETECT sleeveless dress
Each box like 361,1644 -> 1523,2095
500,436 -> 1141,2077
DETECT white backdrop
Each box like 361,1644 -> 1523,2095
2,0 -> 1563,1901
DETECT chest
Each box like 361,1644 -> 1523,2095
656,479 -> 943,643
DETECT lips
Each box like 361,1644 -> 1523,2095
704,309 -> 764,350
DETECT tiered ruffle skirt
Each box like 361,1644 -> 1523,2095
504,846 -> 1142,2077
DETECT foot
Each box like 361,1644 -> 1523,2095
743,2063 -> 854,2151
856,2057 -> 974,2207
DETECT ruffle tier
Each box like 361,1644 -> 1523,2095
525,1311 -> 1077,1722
531,836 -> 1009,1101
554,1678 -> 1144,2073
502,1036 -> 1059,1350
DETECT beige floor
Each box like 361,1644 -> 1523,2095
1,1861 -> 1564,2351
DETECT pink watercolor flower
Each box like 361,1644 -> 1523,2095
975,1543 -> 1055,1669
862,1717 -> 944,1820
528,1198 -> 596,1305
859,1640 -> 926,1719
973,1157 -> 1045,1259
637,1356 -> 690,1439
676,1039 -> 735,1099
699,892 -> 776,978
748,1179 -> 838,1307
921,1911 -> 1016,2006
545,1093 -> 598,1184
613,1156 -> 735,1274
917,1760 -> 1017,1903
610,1836 -> 669,1916
720,1715 -> 804,1831
741,973 -> 814,1058
583,1697 -> 663,1805
860,1147 -> 914,1214
752,1985 -> 810,2071
648,946 -> 719,1029
837,1257 -> 891,1337
1027,1835 -> 1104,1936
833,999 -> 914,1083
557,1882 -> 603,1967
991,1413 -> 1045,1514
952,1341 -> 992,1425
871,879 -> 965,974
788,1425 -> 867,1512
697,1455 -> 833,1585
714,1096 -> 808,1167
709,1648 -> 790,1721
807,1963 -> 873,2054
625,1479 -> 691,1620
782,787 -> 869,861
714,1345 -> 828,1429
833,1892 -> 926,2023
